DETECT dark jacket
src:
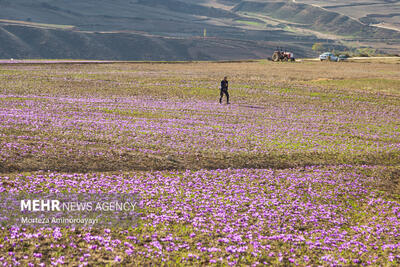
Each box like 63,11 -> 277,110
221,80 -> 228,91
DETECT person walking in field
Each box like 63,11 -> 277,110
219,76 -> 229,104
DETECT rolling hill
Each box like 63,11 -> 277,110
0,0 -> 398,60
233,1 -> 400,38
297,0 -> 400,31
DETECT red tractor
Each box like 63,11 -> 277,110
272,49 -> 295,62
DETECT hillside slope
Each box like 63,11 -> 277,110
297,0 -> 400,32
0,0 -> 398,59
233,1 -> 400,39
0,24 -> 312,60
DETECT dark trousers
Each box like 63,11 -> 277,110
220,89 -> 229,104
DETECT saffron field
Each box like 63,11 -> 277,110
0,60 -> 399,265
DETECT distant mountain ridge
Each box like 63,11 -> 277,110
0,0 -> 398,60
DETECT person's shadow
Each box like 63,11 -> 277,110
238,104 -> 266,110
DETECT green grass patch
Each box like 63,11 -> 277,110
99,108 -> 172,119
310,78 -> 400,96
0,97 -> 38,101
236,20 -> 264,27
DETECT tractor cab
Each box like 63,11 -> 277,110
272,48 -> 295,62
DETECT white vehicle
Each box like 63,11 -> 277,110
319,52 -> 338,62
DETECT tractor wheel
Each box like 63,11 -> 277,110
283,56 -> 288,62
272,53 -> 279,62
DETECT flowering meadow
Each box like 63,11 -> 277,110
0,61 -> 399,265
